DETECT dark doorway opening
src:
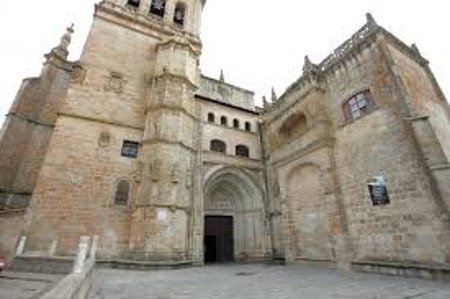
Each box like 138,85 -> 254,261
204,216 -> 234,263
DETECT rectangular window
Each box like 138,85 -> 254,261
121,140 -> 140,158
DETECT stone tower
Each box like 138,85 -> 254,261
19,0 -> 207,261
127,0 -> 205,261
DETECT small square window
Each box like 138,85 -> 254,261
121,140 -> 139,158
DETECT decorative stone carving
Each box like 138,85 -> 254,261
366,13 -> 378,30
150,159 -> 162,182
98,132 -> 111,147
411,43 -> 421,56
171,163 -> 180,183
271,87 -> 278,102
132,161 -> 144,183
103,71 -> 126,95
303,55 -> 319,76
262,96 -> 270,108
71,63 -> 87,85
185,168 -> 193,189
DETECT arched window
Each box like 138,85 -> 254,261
114,180 -> 129,206
236,145 -> 249,158
221,116 -> 228,126
245,121 -> 251,132
207,113 -> 215,123
150,0 -> 166,17
210,139 -> 226,153
127,0 -> 140,9
173,3 -> 186,26
342,90 -> 375,122
233,119 -> 240,129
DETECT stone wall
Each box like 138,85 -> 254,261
263,26 -> 450,268
25,116 -> 142,257
388,45 -> 450,161
199,99 -> 261,160
329,35 -> 448,265
0,210 -> 26,260
198,76 -> 255,111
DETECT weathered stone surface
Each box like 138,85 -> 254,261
0,1 -> 449,277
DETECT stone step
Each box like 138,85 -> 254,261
10,256 -> 74,275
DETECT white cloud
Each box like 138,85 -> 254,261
0,0 -> 448,126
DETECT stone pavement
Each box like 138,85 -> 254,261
89,264 -> 450,299
0,271 -> 63,299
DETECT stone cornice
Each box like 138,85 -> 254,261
153,72 -> 199,90
200,75 -> 255,95
58,112 -> 144,131
141,139 -> 196,153
6,113 -> 54,128
145,104 -> 198,121
157,36 -> 201,57
381,28 -> 429,67
195,94 -> 259,115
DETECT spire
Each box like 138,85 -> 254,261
271,87 -> 277,102
219,69 -> 225,82
262,96 -> 269,108
366,13 -> 378,30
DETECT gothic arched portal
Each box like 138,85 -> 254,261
203,167 -> 269,262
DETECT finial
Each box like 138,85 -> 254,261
411,43 -> 421,56
271,87 -> 277,102
262,96 -> 269,108
303,55 -> 318,75
219,69 -> 225,82
59,23 -> 75,52
366,13 -> 378,29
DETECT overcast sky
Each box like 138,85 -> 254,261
0,0 -> 449,126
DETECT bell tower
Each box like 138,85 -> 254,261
115,0 -> 206,36
20,0 -> 207,261
116,0 -> 207,262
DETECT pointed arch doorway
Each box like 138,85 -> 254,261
203,167 -> 269,263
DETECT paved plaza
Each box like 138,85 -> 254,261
0,271 -> 63,299
89,264 -> 450,299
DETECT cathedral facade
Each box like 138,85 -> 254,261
1,0 -> 450,275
